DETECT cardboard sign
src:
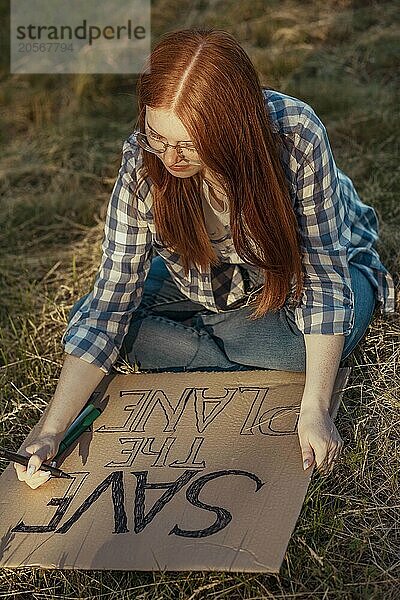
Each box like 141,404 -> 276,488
0,367 -> 350,572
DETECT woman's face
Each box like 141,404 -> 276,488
144,106 -> 205,178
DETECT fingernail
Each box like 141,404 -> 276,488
303,459 -> 311,470
27,465 -> 36,478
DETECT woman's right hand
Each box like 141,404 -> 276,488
13,432 -> 64,489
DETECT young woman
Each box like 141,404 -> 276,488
15,28 -> 395,488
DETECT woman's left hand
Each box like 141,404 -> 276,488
297,407 -> 344,475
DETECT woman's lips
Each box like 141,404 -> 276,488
169,164 -> 191,171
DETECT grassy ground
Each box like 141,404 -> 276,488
1,0 -> 399,598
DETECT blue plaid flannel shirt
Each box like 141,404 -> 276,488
62,89 -> 396,374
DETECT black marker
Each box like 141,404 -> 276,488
0,448 -> 73,479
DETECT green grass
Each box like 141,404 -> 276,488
1,0 -> 399,598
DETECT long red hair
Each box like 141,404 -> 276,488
135,27 -> 304,319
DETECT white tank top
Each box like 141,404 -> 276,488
201,179 -> 242,261
201,179 -> 264,287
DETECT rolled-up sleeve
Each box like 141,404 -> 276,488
61,138 -> 153,373
291,108 -> 355,336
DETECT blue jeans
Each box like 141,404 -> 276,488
68,256 -> 378,373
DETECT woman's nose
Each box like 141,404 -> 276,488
163,145 -> 183,165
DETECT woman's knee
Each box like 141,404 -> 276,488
341,264 -> 378,360
208,307 -> 307,372
123,314 -> 236,371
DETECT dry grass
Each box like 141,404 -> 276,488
1,0 -> 399,598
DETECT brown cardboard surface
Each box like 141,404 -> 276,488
0,367 -> 351,572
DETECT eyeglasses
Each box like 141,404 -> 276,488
135,131 -> 203,166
